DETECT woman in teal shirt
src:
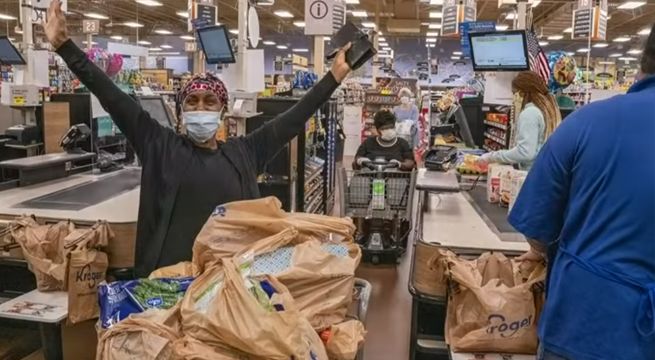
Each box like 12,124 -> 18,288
479,71 -> 561,170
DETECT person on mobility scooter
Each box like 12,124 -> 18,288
340,111 -> 417,265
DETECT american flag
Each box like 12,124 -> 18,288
526,28 -> 551,82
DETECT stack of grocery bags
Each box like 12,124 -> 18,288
96,197 -> 366,360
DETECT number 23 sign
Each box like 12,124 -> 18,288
83,20 -> 100,34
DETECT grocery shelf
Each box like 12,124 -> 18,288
484,132 -> 506,145
483,120 -> 508,131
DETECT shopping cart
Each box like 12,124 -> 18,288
339,159 -> 417,264
348,278 -> 371,360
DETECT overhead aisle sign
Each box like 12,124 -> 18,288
573,0 -> 607,41
442,0 -> 477,37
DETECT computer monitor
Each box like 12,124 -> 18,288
196,25 -> 236,64
137,96 -> 175,129
468,31 -> 530,72
0,36 -> 26,65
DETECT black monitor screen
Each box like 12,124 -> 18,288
197,25 -> 236,64
469,31 -> 530,72
0,36 -> 26,65
137,96 -> 174,129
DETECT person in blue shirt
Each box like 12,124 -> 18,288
509,24 -> 655,360
479,71 -> 561,170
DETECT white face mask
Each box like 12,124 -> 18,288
401,96 -> 411,105
379,128 -> 397,142
182,111 -> 221,144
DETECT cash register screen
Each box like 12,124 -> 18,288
137,96 -> 174,129
0,36 -> 26,65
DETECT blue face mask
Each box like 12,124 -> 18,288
182,111 -> 222,144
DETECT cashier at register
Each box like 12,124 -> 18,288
43,0 -> 353,277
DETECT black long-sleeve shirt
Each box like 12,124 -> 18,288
56,40 -> 340,276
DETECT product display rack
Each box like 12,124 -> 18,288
481,106 -> 512,152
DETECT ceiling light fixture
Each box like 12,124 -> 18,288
426,38 -> 437,43
638,28 -> 651,36
453,51 -> 462,56
613,36 -> 631,42
135,0 -> 163,6
154,29 -> 173,35
273,10 -> 294,18
82,41 -> 98,45
276,45 -> 288,49
382,47 -> 391,51
123,22 -> 144,28
378,37 -> 386,42
362,22 -> 376,28
137,40 -> 151,45
429,23 -> 442,29
180,35 -> 195,40
160,44 -> 173,49
627,49 -> 643,55
229,29 -> 238,35
293,21 -> 305,27
351,10 -> 368,17
618,56 -> 638,61
149,47 -> 162,51
593,43 -> 609,48
84,13 -> 109,20
577,48 -> 590,53
429,11 -> 443,18
609,53 -> 623,57
430,0 -> 444,4
156,52 -> 181,56
598,61 -> 615,65
293,48 -> 309,53
563,27 -> 573,33
451,56 -> 461,60
496,24 -> 509,31
547,35 -> 563,40
429,44 -> 436,48
426,31 -> 439,37
379,42 -> 389,47
566,52 -> 575,56
176,11 -> 189,18
505,13 -> 517,20
263,40 -> 276,45
0,13 -> 17,20
539,41 -> 549,46
110,35 -> 123,40
345,0 -> 360,4
617,1 -> 646,10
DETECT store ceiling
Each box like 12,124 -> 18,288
0,0 -> 651,55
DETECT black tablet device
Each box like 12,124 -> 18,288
0,36 -> 26,65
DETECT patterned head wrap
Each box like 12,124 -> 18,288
176,72 -> 229,116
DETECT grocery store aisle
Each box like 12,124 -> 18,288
336,158 -> 413,360
356,250 -> 413,360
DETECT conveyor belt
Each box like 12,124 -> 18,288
466,186 -> 517,234
13,168 -> 141,211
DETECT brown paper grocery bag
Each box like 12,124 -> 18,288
180,259 -> 328,359
192,197 -> 355,272
10,217 -> 73,291
67,248 -> 108,324
445,252 -> 546,354
173,336 -> 253,360
324,320 -> 366,360
149,261 -> 198,279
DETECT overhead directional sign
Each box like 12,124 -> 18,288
82,20 -> 100,34
572,0 -> 607,40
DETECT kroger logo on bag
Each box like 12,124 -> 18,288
486,314 -> 533,337
75,264 -> 105,289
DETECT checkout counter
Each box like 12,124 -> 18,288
408,169 -> 531,360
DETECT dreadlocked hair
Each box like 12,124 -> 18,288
512,71 -> 562,138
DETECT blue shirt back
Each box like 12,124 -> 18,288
509,76 -> 655,360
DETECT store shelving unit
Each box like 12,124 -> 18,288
481,106 -> 511,152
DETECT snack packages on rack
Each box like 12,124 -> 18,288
180,256 -> 328,360
444,252 -> 546,354
98,277 -> 194,329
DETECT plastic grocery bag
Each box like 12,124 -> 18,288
149,261 -> 198,279
98,277 -> 194,329
192,197 -> 355,272
180,258 -> 328,360
96,305 -> 181,360
445,252 -> 546,354
243,231 -> 361,330
173,336 -> 253,360
321,320 -> 366,360
9,216 -> 73,291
